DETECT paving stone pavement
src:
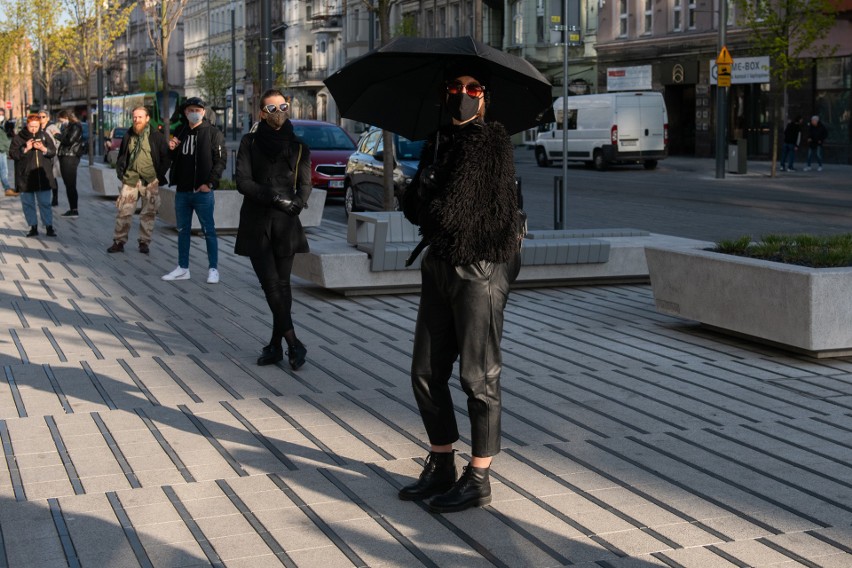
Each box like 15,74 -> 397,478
0,163 -> 850,567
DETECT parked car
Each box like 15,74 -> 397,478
290,119 -> 356,197
343,128 -> 425,217
105,127 -> 127,164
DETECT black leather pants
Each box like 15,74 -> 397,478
250,253 -> 295,336
411,250 -> 519,458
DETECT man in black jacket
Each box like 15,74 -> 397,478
162,97 -> 226,284
107,106 -> 170,254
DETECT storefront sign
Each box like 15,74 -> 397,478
661,61 -> 698,85
709,56 -> 770,85
606,65 -> 652,91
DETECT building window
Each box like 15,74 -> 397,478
644,0 -> 652,33
512,1 -> 523,46
688,0 -> 696,29
673,0 -> 682,31
353,9 -> 360,40
450,3 -> 459,36
619,0 -> 628,37
536,0 -> 545,43
426,9 -> 434,38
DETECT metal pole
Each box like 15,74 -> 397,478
260,0 -> 272,90
559,0 -> 570,229
714,0 -> 728,179
231,4 -> 237,141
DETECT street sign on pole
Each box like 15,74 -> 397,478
716,46 -> 733,88
4,101 -> 10,110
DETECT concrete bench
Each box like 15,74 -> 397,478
520,238 -> 610,265
526,228 -> 650,239
347,211 -> 422,271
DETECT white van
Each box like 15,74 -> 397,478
535,92 -> 668,170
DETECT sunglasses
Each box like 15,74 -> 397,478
38,115 -> 48,119
263,102 -> 290,114
446,81 -> 485,98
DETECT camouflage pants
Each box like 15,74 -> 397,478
112,180 -> 161,244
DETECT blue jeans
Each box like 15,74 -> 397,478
780,143 -> 796,169
175,190 -> 217,269
20,190 -> 53,227
0,152 -> 10,189
806,146 -> 823,167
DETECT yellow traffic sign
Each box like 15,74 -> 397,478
717,46 -> 733,65
717,63 -> 732,87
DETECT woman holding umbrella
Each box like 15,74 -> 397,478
398,63 -> 522,514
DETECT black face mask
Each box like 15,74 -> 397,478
447,93 -> 480,122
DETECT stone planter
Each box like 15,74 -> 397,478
646,244 -> 852,357
158,187 -> 326,231
88,162 -> 120,196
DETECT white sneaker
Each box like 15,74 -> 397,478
818,166 -> 823,172
803,167 -> 811,171
207,268 -> 220,284
162,267 -> 190,281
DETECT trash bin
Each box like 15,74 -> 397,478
727,139 -> 747,174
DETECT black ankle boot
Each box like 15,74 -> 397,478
286,340 -> 307,370
257,344 -> 283,366
26,226 -> 38,237
398,451 -> 457,501
428,465 -> 491,513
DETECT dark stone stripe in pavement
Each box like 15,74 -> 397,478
267,472 -> 368,567
178,405 -> 248,477
135,322 -> 174,356
215,478 -> 298,568
220,352 -> 282,397
92,412 -> 141,489
48,498 -> 81,568
301,395 -> 394,461
8,330 -> 27,364
154,357 -> 202,403
69,310 -> 95,336
42,364 -> 72,412
165,320 -> 208,353
106,491 -> 154,568
80,362 -> 117,410
318,468 -> 441,568
588,438 -> 783,535
0,420 -> 26,500
45,416 -> 85,496
187,354 -> 243,400
220,401 -> 297,471
134,408 -> 195,483
162,485 -> 225,567
260,398 -> 347,467
117,359 -> 159,406
337,391 -> 427,450
3,367 -> 28,418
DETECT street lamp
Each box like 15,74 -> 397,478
714,0 -> 728,179
231,1 -> 237,140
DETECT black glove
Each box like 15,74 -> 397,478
271,194 -> 304,216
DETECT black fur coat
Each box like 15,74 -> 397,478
403,120 -> 518,266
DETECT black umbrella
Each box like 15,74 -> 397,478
323,36 -> 553,141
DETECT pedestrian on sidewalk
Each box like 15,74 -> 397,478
0,111 -> 15,196
37,110 -> 62,205
8,114 -> 57,237
235,89 -> 310,370
56,110 -> 85,218
779,116 -> 801,172
399,65 -> 522,514
106,107 -> 170,254
161,97 -> 226,284
803,115 -> 828,172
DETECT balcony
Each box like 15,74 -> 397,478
293,67 -> 328,83
311,16 -> 342,32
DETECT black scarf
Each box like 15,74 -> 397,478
254,119 -> 294,158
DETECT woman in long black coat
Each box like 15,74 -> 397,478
235,89 -> 312,370
8,114 -> 58,237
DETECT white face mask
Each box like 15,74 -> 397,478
186,111 -> 203,125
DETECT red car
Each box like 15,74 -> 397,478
105,127 -> 127,164
290,119 -> 356,197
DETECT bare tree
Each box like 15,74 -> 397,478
142,0 -> 189,134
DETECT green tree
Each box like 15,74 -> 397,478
57,0 -> 135,158
138,67 -> 159,92
196,54 -> 231,109
734,0 -> 839,174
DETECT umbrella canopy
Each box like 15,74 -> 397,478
324,36 -> 553,141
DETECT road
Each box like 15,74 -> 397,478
322,149 -> 852,243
